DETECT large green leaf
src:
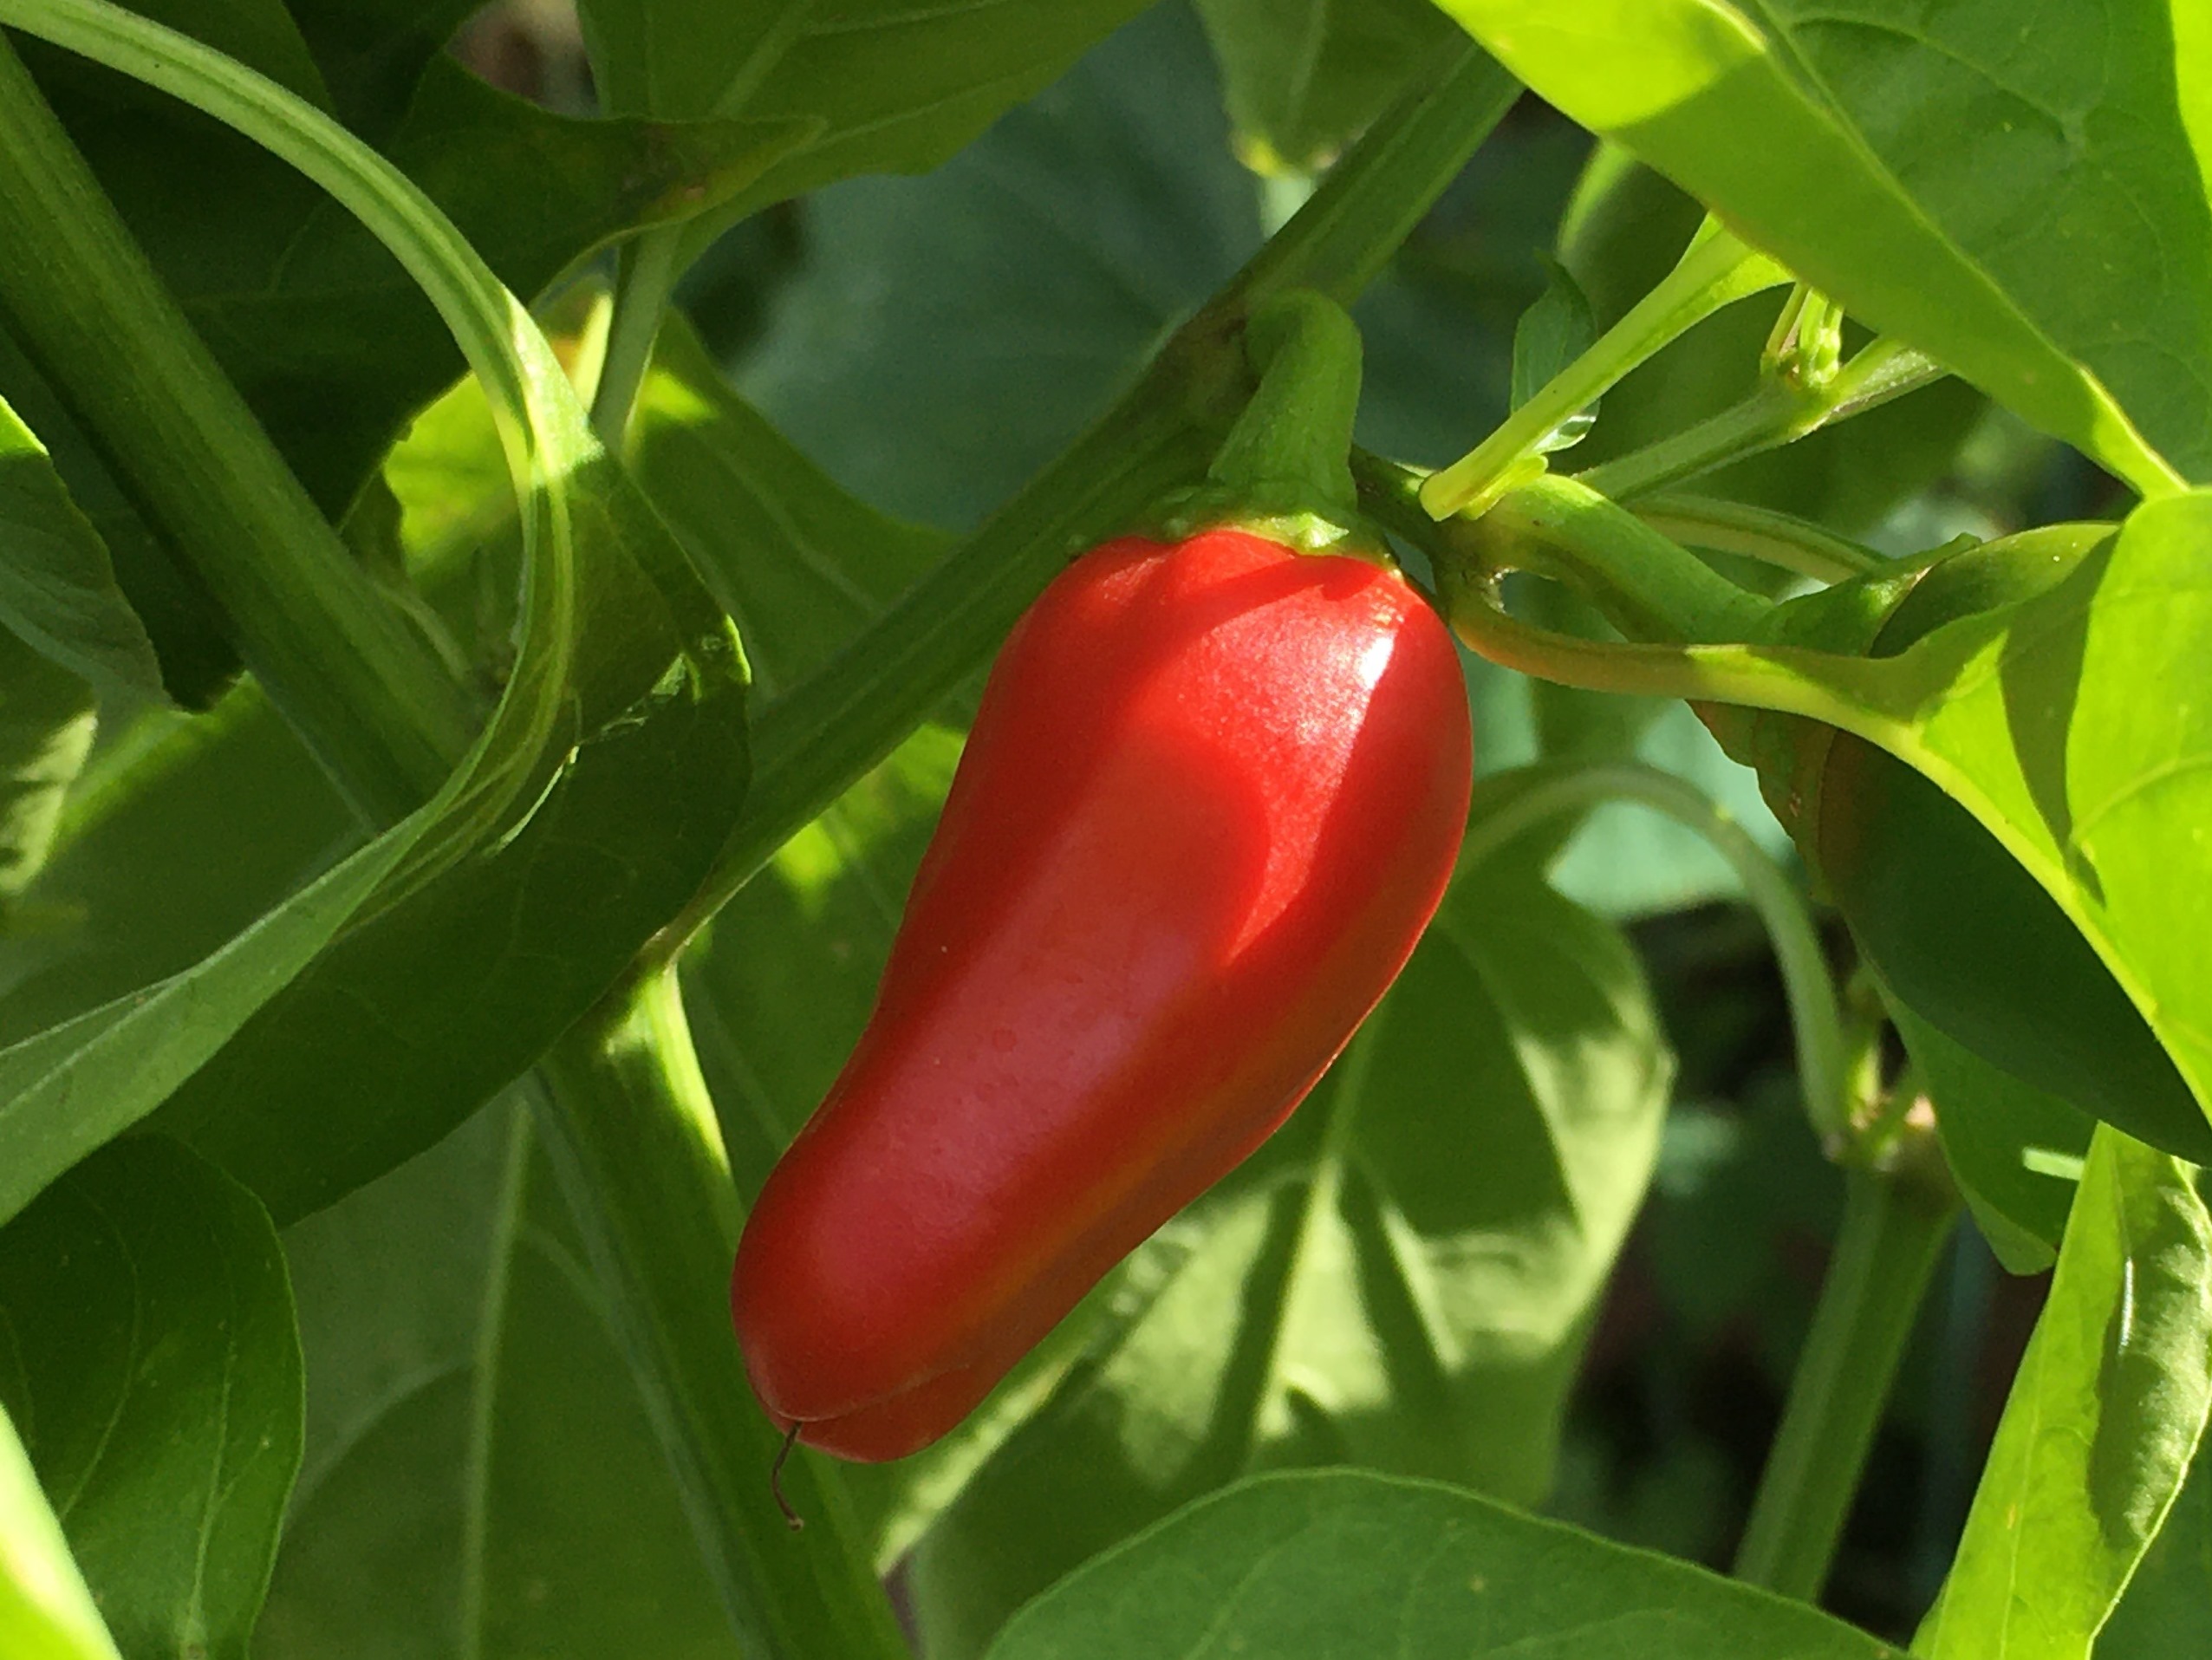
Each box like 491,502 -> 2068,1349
985,1468 -> 1896,1659
738,0 -> 1259,531
1916,1128 -> 2212,1658
260,1106 -> 733,1657
0,394 -> 162,701
574,0 -> 1153,236
908,863 -> 1672,1658
1194,0 -> 1461,173
1432,0 -> 2199,496
0,1138 -> 301,1660
0,1405 -> 120,1660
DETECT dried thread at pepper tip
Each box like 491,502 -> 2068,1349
771,1423 -> 806,1531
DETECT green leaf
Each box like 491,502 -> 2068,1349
907,866 -> 1672,1658
260,1108 -> 734,1657
985,1468 -> 1897,1660
0,394 -> 163,701
0,627 -> 94,904
0,804 -> 432,1228
1194,0 -> 1461,173
1865,494 -> 2212,1139
0,688 -> 355,1049
2101,1413 -> 2212,1659
0,1137 -> 302,1660
1432,0 -> 2195,495
1916,1128 -> 2212,1659
0,323 -> 232,707
574,0 -> 1153,239
0,1403 -> 121,1660
630,316 -> 949,700
738,0 -> 1259,531
1890,994 -> 2090,1275
283,0 -> 483,138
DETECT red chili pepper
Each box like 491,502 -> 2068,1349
730,524 -> 1471,1461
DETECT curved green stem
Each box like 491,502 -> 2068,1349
1460,761 -> 1850,1145
1635,497 -> 1884,584
1578,336 -> 1946,504
1422,222 -> 1788,518
1360,458 -> 1770,644
1433,557 -> 1899,720
0,32 -> 472,820
1734,1166 -> 1958,1599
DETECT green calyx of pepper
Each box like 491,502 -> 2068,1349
1147,289 -> 1392,563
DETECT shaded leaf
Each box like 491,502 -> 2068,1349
576,0 -> 1154,243
260,1108 -> 733,1657
1194,0 -> 1461,173
0,1138 -> 301,1660
0,395 -> 164,702
0,689 -> 355,1048
738,0 -> 1258,531
630,316 -> 948,700
150,452 -> 751,1225
1916,1128 -> 2212,1659
1433,0 -> 2199,493
985,1468 -> 1898,1659
1892,993 -> 2090,1275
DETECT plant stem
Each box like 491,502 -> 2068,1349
532,967 -> 908,1660
1578,336 -> 1946,504
0,32 -> 474,821
1235,41 -> 1521,309
1421,223 -> 1788,518
1734,1167 -> 1958,1600
1456,761 -> 1850,1145
1360,458 -> 1769,644
1632,497 -> 1883,583
591,224 -> 684,446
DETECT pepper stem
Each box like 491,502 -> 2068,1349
1204,289 -> 1364,525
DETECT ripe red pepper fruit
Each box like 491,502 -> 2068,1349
730,294 -> 1472,1461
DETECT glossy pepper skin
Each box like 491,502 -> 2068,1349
731,526 -> 1473,1461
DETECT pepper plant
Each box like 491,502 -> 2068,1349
0,2 -> 2207,1658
